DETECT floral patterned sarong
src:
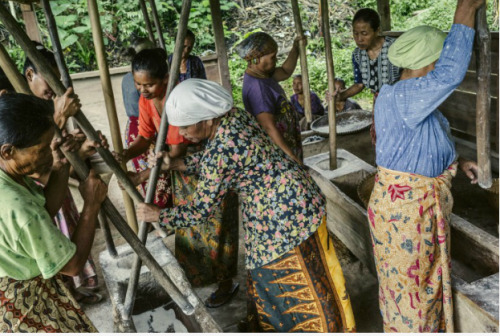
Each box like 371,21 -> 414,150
246,217 -> 356,332
0,275 -> 97,332
367,163 -> 457,332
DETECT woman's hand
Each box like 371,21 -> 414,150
79,130 -> 109,160
79,169 -> 108,206
137,202 -> 161,223
118,170 -> 148,190
53,87 -> 81,128
113,149 -> 128,163
458,158 -> 478,184
293,35 -> 307,50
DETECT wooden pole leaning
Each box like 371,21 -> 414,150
475,5 -> 492,189
320,0 -> 337,170
290,0 -> 312,124
41,0 -> 117,256
0,24 -> 193,314
87,0 -> 140,233
0,4 -> 147,208
209,0 -> 232,93
139,0 -> 156,43
122,0 -> 193,320
376,0 -> 391,32
0,43 -> 31,94
148,0 -> 166,50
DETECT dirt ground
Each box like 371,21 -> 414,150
68,70 -> 498,332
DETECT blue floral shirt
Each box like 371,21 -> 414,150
159,108 -> 325,269
374,24 -> 475,177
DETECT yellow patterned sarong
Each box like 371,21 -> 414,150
367,164 -> 456,332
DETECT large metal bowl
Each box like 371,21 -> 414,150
311,109 -> 372,136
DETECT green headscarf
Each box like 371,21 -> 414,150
388,25 -> 447,70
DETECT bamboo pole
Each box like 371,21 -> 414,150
320,0 -> 337,170
0,22 -> 192,314
98,210 -> 117,257
475,4 -> 492,189
122,0 -> 193,320
376,0 -> 391,32
139,0 -> 155,43
87,0 -> 140,233
209,0 -> 232,93
290,0 -> 312,124
0,43 -> 31,94
0,4 -> 146,209
148,0 -> 166,50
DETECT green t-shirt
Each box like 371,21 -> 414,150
0,169 -> 76,280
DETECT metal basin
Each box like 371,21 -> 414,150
311,109 -> 372,136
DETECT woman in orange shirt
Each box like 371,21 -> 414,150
115,48 -> 239,307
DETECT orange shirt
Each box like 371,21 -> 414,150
138,95 -> 189,145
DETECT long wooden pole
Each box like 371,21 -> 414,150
138,0 -> 155,43
87,0 -> 140,233
475,4 -> 492,189
0,43 -> 31,94
209,0 -> 232,93
148,0 -> 166,50
0,4 -> 146,209
320,0 -> 337,170
122,0 -> 193,320
0,21 -> 193,314
377,0 -> 391,32
290,0 -> 312,124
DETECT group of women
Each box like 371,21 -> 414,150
0,0 -> 485,333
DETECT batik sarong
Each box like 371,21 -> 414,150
172,171 -> 239,287
246,217 -> 356,332
367,163 -> 456,332
125,116 -> 172,208
0,275 -> 97,332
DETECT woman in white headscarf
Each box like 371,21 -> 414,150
368,0 -> 482,332
137,79 -> 356,333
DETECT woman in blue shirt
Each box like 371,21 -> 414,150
368,0 -> 482,332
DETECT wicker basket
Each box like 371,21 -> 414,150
357,172 -> 376,209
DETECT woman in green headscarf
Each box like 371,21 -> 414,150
367,0 -> 483,332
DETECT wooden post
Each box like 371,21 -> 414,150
148,0 -> 166,50
209,0 -> 232,93
290,0 -> 312,124
87,0 -> 140,233
20,4 -> 41,42
320,0 -> 337,170
139,0 -> 156,43
122,0 -> 192,321
475,4 -> 492,189
0,43 -> 31,94
376,0 -> 391,32
0,4 -> 147,210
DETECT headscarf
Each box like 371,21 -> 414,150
388,25 -> 447,70
165,78 -> 233,127
235,32 -> 278,61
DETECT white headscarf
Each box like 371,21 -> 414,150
165,78 -> 233,127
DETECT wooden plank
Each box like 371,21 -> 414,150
460,71 -> 498,97
377,0 -> 391,32
20,4 -> 41,42
209,0 -> 232,93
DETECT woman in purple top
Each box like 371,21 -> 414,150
237,32 -> 304,163
168,30 -> 207,82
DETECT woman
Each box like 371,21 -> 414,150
290,74 -> 325,130
24,47 -> 103,304
368,0 -> 482,332
0,93 -> 107,332
336,8 -> 400,144
137,79 -> 356,332
168,29 -> 207,82
237,32 -> 304,163
116,49 -> 239,307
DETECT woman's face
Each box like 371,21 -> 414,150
179,121 -> 210,143
353,20 -> 378,50
133,70 -> 168,100
182,37 -> 195,59
292,77 -> 303,94
26,66 -> 61,101
256,50 -> 278,75
7,127 -> 55,178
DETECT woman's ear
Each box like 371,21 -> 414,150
25,68 -> 34,83
163,74 -> 169,85
0,144 -> 14,160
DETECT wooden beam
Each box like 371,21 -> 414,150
290,0 -> 312,124
376,0 -> 391,32
320,0 -> 337,170
20,3 -> 41,42
87,0 -> 140,233
475,4 -> 492,189
209,0 -> 232,93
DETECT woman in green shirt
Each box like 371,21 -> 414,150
0,93 -> 107,332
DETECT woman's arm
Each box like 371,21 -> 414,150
337,83 -> 364,101
272,36 -> 304,82
115,135 -> 152,163
256,112 -> 301,164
